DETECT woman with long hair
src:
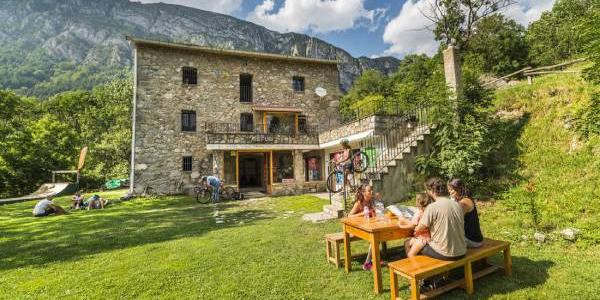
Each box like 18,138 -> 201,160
348,183 -> 377,270
447,178 -> 484,248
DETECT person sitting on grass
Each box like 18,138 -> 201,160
398,193 -> 434,257
413,177 -> 466,261
32,196 -> 66,217
348,183 -> 377,271
448,178 -> 484,248
70,192 -> 85,209
200,175 -> 221,203
86,194 -> 108,210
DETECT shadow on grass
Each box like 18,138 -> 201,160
0,196 -> 274,271
477,112 -> 531,199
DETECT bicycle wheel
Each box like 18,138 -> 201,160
326,170 -> 344,193
352,151 -> 369,173
222,186 -> 236,200
196,188 -> 211,204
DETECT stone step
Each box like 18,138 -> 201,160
324,204 -> 344,218
302,211 -> 339,223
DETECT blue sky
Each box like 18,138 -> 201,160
134,0 -> 556,58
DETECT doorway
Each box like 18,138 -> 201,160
238,153 -> 266,192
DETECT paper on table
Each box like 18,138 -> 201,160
386,204 -> 416,219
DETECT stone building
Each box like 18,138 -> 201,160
127,37 -> 342,195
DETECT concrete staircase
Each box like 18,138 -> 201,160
302,125 -> 431,222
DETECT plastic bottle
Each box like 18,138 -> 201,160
363,206 -> 370,220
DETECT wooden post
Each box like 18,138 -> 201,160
504,245 -> 512,276
464,261 -> 474,294
235,151 -> 239,188
294,113 -> 299,136
269,150 -> 273,194
390,269 -> 399,300
263,112 -> 267,133
527,75 -> 532,85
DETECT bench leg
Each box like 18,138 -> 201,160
344,230 -> 351,273
504,245 -> 512,276
326,240 -> 332,264
390,270 -> 398,300
410,277 -> 420,300
335,241 -> 341,268
464,261 -> 474,295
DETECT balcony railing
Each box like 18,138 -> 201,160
204,122 -> 319,144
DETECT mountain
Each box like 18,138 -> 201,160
0,0 -> 400,98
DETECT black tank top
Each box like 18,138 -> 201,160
464,199 -> 483,243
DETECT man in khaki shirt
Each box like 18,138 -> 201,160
414,178 -> 467,260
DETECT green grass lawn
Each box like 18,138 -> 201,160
1,192 -> 599,299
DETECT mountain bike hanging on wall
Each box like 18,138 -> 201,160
326,150 -> 369,193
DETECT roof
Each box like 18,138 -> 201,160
251,105 -> 303,113
126,36 -> 341,65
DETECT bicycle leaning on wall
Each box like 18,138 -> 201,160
195,182 -> 237,204
326,150 -> 369,193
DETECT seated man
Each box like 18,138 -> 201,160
32,196 -> 66,217
413,177 -> 467,261
86,194 -> 108,210
71,192 -> 85,209
200,175 -> 221,202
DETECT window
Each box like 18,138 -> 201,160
240,73 -> 253,102
181,110 -> 196,132
273,151 -> 294,183
182,156 -> 193,172
182,67 -> 198,85
240,113 -> 253,132
293,76 -> 304,92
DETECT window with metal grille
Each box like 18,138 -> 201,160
182,156 -> 193,172
240,73 -> 253,102
182,67 -> 198,85
240,113 -> 253,132
292,76 -> 304,92
181,110 -> 196,132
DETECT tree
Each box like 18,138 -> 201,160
423,0 -> 516,48
526,0 -> 592,66
464,14 -> 528,75
339,70 -> 390,120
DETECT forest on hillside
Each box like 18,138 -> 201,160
1,0 -> 599,198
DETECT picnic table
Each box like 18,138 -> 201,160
341,215 -> 412,294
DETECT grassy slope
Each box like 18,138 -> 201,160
488,69 -> 600,245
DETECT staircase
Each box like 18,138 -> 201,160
303,106 -> 433,223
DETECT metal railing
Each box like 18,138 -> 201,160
204,122 -> 319,144
356,105 -> 432,181
240,85 -> 252,102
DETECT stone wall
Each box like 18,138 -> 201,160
132,44 -> 341,194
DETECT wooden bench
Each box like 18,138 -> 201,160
389,238 -> 511,300
325,232 -> 360,268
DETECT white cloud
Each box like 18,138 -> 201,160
247,0 -> 386,34
133,0 -> 243,15
381,0 -> 556,58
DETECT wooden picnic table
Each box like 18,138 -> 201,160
342,215 -> 412,294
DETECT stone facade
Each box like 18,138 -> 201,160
130,39 -> 340,195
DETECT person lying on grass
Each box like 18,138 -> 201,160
32,196 -> 66,217
348,183 -> 380,271
86,194 -> 109,210
447,178 -> 484,248
397,193 -> 433,257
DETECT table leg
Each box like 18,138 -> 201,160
344,227 -> 351,273
371,237 -> 382,294
382,241 -> 388,259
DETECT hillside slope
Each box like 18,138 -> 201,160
0,0 -> 399,97
486,68 -> 600,245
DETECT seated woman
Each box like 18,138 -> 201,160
71,192 -> 85,209
348,183 -> 376,270
447,178 -> 484,248
86,194 -> 108,210
398,193 -> 433,257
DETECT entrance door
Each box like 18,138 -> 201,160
238,153 -> 265,192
